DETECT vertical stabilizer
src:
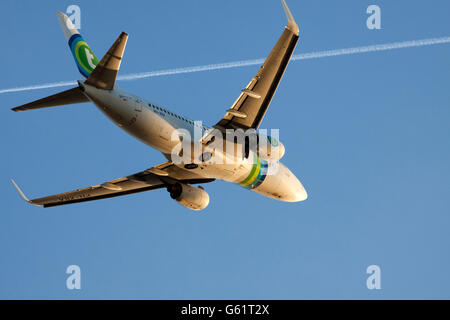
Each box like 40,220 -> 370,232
56,11 -> 99,78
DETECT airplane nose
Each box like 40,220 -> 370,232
281,164 -> 308,202
281,173 -> 307,202
292,178 -> 308,202
251,162 -> 308,202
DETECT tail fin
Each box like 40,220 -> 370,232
12,13 -> 128,112
56,11 -> 99,78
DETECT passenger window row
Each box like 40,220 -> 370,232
147,102 -> 207,130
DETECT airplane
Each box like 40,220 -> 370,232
11,0 -> 307,211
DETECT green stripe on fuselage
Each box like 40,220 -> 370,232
239,154 -> 260,187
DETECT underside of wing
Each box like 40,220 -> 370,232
12,86 -> 89,112
216,0 -> 299,130
11,162 -> 214,208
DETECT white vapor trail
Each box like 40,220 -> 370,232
1,36 -> 449,95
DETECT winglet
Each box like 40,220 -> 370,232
10,179 -> 40,206
281,0 -> 299,35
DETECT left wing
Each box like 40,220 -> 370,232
215,0 -> 299,131
11,162 -> 214,208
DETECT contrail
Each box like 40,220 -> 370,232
1,36 -> 449,95
0,80 -> 78,94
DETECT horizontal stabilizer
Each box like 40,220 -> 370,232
85,32 -> 128,90
12,86 -> 88,112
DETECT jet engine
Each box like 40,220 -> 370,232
168,183 -> 210,211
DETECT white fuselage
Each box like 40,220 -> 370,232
82,83 -> 307,202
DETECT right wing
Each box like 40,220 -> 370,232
11,162 -> 214,208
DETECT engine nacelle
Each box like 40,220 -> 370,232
254,135 -> 285,161
168,183 -> 210,211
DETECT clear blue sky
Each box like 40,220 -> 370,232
1,0 -> 449,299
